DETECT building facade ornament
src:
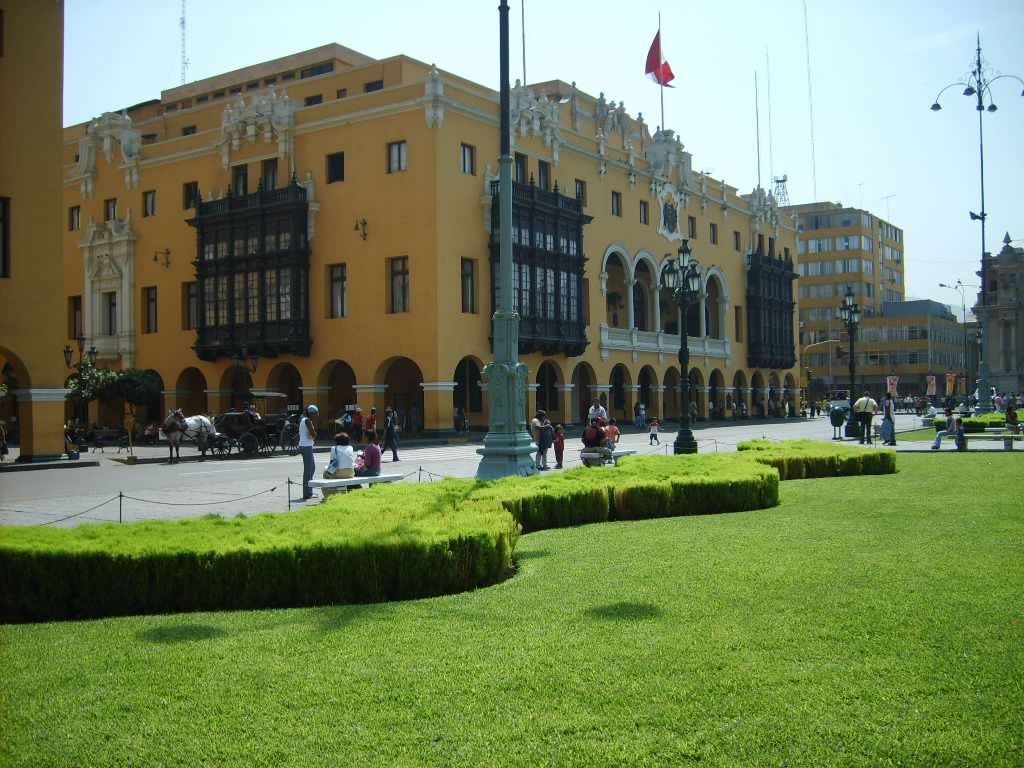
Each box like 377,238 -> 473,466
424,64 -> 445,128
80,212 -> 137,367
657,183 -> 686,243
509,79 -> 562,163
220,87 -> 297,172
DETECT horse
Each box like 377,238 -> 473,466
162,411 -> 216,463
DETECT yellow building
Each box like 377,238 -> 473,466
60,44 -> 801,434
785,202 -> 966,397
0,0 -> 67,460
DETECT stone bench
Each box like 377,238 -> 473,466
308,473 -> 404,496
965,433 -> 1023,451
579,448 -> 637,467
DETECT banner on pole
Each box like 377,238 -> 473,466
926,375 -> 936,396
886,375 -> 899,396
945,373 -> 956,397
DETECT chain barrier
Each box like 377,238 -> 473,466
38,495 -> 119,527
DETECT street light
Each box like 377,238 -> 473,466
938,280 -> 976,399
661,239 -> 703,454
931,35 -> 1023,412
62,335 -> 99,433
836,285 -> 861,438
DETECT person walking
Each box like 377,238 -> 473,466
588,397 -> 607,423
853,390 -> 878,445
553,424 -> 565,469
649,418 -> 660,445
536,414 -> 554,470
880,392 -> 896,446
382,406 -> 400,462
298,405 -> 318,500
638,402 -> 646,428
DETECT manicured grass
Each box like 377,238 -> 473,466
2,454 -> 1022,766
897,427 -> 937,441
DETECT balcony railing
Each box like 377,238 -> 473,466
600,324 -> 732,361
196,183 -> 307,217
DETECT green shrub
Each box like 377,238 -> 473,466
736,439 -> 896,480
933,413 -> 1005,433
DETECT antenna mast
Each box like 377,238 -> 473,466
803,0 -> 818,199
766,49 -> 774,182
180,0 -> 188,85
754,72 -> 762,190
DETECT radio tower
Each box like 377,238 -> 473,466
773,175 -> 790,207
179,0 -> 189,84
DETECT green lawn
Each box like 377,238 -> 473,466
2,454 -> 1022,767
896,427 -> 937,441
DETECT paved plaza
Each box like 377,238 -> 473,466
0,413 -> 1004,528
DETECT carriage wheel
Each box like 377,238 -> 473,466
211,437 -> 231,459
240,432 -> 259,457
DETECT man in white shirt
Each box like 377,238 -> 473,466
587,397 -> 607,424
298,404 -> 318,500
852,391 -> 879,445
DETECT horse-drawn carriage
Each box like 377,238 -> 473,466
210,392 -> 302,458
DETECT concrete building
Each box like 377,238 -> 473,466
59,44 -> 801,434
978,234 -> 1024,396
0,0 -> 67,460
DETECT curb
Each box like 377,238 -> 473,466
0,460 -> 101,473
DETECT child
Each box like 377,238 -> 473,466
553,424 -> 565,469
649,418 -> 660,445
604,418 -> 620,447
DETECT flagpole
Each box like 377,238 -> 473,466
658,11 -> 665,131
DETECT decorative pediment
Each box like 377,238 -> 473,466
657,184 -> 686,243
509,80 -> 562,163
220,87 -> 296,169
644,129 -> 691,187
424,64 -> 445,128
748,186 -> 780,233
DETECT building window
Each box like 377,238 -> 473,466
389,256 -> 410,313
280,73 -> 294,82
141,132 -> 158,144
103,291 -> 117,335
329,264 -> 347,318
687,215 -> 697,238
364,79 -> 384,93
183,181 -> 199,210
387,141 -> 407,173
300,62 -> 334,79
734,230 -> 741,251
143,287 -> 158,333
183,282 -> 197,330
213,90 -> 225,98
460,143 -> 476,175
68,205 -> 81,231
639,200 -> 649,225
326,152 -> 345,183
514,153 -> 527,183
143,190 -> 156,217
262,158 -> 277,190
538,160 -> 551,191
710,222 -> 718,244
574,179 -> 587,205
232,165 -> 248,196
735,305 -> 743,343
104,198 -> 117,221
68,296 -> 82,338
182,125 -> 197,136
336,88 -> 348,99
611,191 -> 622,217
303,94 -> 322,107
461,258 -> 476,314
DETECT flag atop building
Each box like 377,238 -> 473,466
645,31 -> 675,87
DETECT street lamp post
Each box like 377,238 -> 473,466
661,240 -> 703,454
938,280 -> 976,399
63,335 -> 98,434
931,36 -> 1023,413
836,286 -> 861,438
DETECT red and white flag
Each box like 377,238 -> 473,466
645,31 -> 675,87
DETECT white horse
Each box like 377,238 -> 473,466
162,410 -> 216,463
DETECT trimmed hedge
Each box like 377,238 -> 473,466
0,442 -> 893,623
736,439 -> 897,480
933,413 -> 1005,433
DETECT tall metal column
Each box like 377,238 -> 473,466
476,0 -> 537,479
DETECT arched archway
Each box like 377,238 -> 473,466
708,369 -> 725,420
638,366 -> 657,420
377,357 -> 424,433
571,361 -> 596,424
605,252 -> 629,329
784,373 -> 797,417
535,360 -> 562,417
751,370 -> 766,418
663,366 -> 680,420
0,349 -> 30,446
220,367 -> 253,412
266,362 -> 303,412
633,259 -> 657,332
705,275 -> 724,339
454,356 -> 484,428
732,370 -> 748,418
318,360 -> 356,420
609,364 -> 633,422
175,367 -> 208,415
768,372 -> 782,417
688,367 -> 706,419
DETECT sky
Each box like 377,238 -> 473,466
63,0 -> 1024,308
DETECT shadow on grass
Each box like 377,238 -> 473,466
514,548 -> 550,563
137,624 -> 228,644
585,601 -> 662,621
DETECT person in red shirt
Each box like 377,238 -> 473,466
355,433 -> 381,477
365,407 -> 377,441
553,424 -> 566,469
604,418 -> 621,447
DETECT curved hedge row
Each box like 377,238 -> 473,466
0,442 -> 893,623
932,412 -> 1005,433
736,439 -> 896,480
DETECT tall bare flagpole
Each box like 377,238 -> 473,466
521,0 -> 527,84
659,11 -> 665,131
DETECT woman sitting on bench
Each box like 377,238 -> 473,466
322,433 -> 355,498
355,433 -> 381,478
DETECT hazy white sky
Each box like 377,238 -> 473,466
64,0 -> 1024,307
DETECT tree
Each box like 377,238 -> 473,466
101,369 -> 162,411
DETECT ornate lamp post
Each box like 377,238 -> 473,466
836,285 -> 861,438
63,335 -> 98,431
931,36 -> 1023,413
476,0 -> 536,478
661,240 -> 703,454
